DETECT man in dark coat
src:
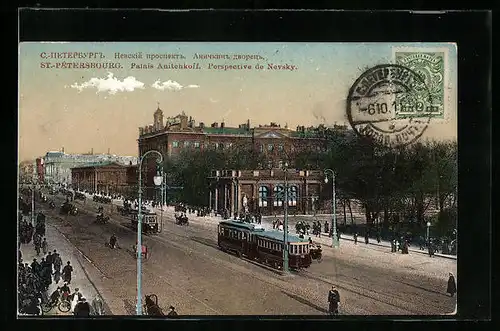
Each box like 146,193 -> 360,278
30,259 -> 40,275
328,286 -> 341,316
73,298 -> 91,316
53,251 -> 63,273
62,261 -> 73,284
447,272 -> 457,297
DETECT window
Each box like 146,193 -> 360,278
273,185 -> 284,207
227,142 -> 233,148
268,144 -> 274,151
278,145 -> 284,152
184,141 -> 190,147
259,144 -> 264,152
172,141 -> 179,148
214,143 -> 219,149
288,185 -> 298,206
278,160 -> 283,169
194,142 -> 200,148
258,185 -> 269,207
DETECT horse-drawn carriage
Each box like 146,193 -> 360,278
74,192 -> 86,201
60,202 -> 78,216
133,243 -> 149,259
295,221 -> 310,237
174,212 -> 189,226
95,213 -> 110,224
117,201 -> 133,216
309,243 -> 323,261
93,195 -> 111,204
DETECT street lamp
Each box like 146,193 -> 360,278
324,169 -> 339,248
426,221 -> 431,245
282,162 -> 289,274
137,150 -> 163,315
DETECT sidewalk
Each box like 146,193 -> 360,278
19,224 -> 108,316
76,190 -> 456,261
261,216 -> 457,260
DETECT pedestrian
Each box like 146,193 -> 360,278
327,286 -> 341,316
92,297 -> 104,315
167,306 -> 178,317
428,243 -> 434,257
62,261 -> 73,284
53,251 -> 62,273
446,272 -> 457,297
41,237 -> 48,255
46,251 -> 53,268
53,267 -> 61,284
354,233 -> 358,245
30,258 -> 40,275
364,232 -> 369,244
74,297 -> 91,316
70,288 -> 83,312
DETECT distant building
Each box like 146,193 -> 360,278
71,161 -> 138,196
35,158 -> 44,182
43,150 -> 138,186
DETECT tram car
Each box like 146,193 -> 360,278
217,220 -> 312,270
130,210 -> 160,233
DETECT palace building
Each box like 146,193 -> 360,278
138,106 -> 348,198
208,169 -> 326,216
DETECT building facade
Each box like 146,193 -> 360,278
207,169 -> 327,216
137,106 -> 348,197
71,162 -> 138,196
44,150 -> 138,186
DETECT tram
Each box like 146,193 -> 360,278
130,210 -> 160,233
217,220 -> 312,270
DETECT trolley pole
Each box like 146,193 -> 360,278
136,150 -> 163,316
283,163 -> 289,274
324,169 -> 339,248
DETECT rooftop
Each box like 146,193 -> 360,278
202,127 -> 251,136
258,230 -> 308,243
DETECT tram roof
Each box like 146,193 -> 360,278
257,230 -> 308,244
219,220 -> 265,232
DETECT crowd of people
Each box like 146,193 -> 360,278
18,202 -> 98,316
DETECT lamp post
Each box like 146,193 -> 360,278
426,221 -> 431,246
324,169 -> 339,248
282,162 -> 289,274
136,150 -> 163,315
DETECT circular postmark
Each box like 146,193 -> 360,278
346,64 -> 433,147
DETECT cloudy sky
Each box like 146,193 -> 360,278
18,42 -> 457,162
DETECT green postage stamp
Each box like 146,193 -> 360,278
392,47 -> 450,120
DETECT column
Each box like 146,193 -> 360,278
236,181 -> 241,215
304,181 -> 309,215
230,181 -> 235,217
209,190 -> 212,210
214,186 -> 218,212
223,184 -> 227,211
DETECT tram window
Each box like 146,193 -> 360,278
272,243 -> 275,251
298,245 -> 302,254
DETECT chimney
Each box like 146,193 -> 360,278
108,148 -> 110,155
62,147 -> 65,153
247,119 -> 250,129
129,161 -> 132,166
221,122 -> 225,129
199,122 -> 205,129
211,122 -> 218,128
91,148 -> 94,155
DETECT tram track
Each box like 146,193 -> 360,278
43,193 -> 453,315
43,195 -> 333,314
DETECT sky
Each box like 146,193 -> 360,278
18,42 -> 457,162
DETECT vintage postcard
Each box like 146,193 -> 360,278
18,42 -> 457,316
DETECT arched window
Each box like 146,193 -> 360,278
273,185 -> 284,206
288,185 -> 298,206
258,185 -> 269,207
